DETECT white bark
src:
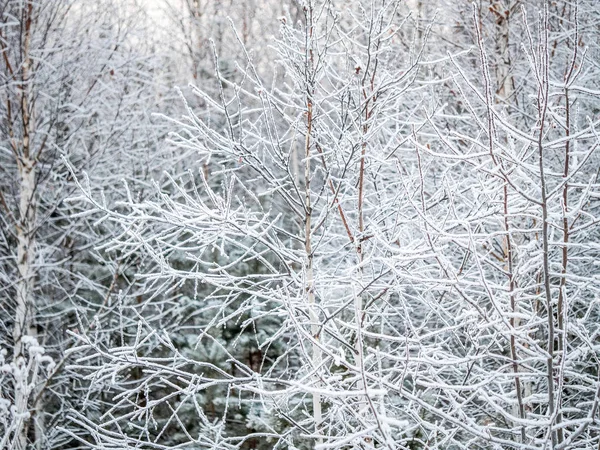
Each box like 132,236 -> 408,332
13,158 -> 37,450
305,94 -> 323,443
11,5 -> 40,448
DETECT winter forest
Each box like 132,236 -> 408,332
2,0 -> 600,449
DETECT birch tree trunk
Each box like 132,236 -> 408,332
489,1 -> 527,440
12,2 -> 39,448
303,2 -> 322,443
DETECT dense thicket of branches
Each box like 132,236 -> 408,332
1,1 -> 599,449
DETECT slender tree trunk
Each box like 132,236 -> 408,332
305,96 -> 322,444
493,1 -> 514,101
13,157 -> 37,450
303,3 -> 321,442
536,8 -> 558,446
13,3 -> 40,448
477,3 -> 527,439
492,1 -> 526,441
